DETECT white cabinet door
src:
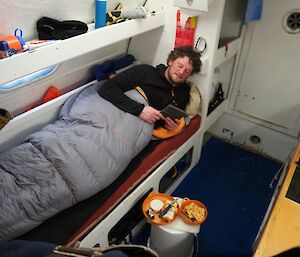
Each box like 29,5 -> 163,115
233,0 -> 300,137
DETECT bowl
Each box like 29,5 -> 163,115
142,192 -> 177,225
179,199 -> 208,225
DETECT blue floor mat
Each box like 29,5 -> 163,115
173,137 -> 282,257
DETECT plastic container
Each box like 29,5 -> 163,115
148,225 -> 194,257
95,0 -> 107,28
0,29 -> 25,58
0,35 -> 24,51
179,199 -> 208,225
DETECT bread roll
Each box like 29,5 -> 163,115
150,199 -> 164,212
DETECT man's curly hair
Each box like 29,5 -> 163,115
167,46 -> 201,74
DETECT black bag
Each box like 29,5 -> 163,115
37,17 -> 88,40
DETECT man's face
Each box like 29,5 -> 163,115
165,56 -> 193,85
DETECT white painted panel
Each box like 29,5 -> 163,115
214,37 -> 240,67
209,113 -> 299,162
0,42 -> 127,116
233,0 -> 300,136
0,0 -> 146,40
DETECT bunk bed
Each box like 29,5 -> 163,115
0,11 -> 203,247
0,78 -> 201,247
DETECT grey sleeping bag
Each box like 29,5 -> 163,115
0,81 -> 153,240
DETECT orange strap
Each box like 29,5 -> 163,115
135,85 -> 185,139
135,86 -> 148,100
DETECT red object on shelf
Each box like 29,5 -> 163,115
42,85 -> 61,103
174,10 -> 198,48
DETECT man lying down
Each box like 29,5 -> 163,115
99,46 -> 201,132
0,46 -> 201,240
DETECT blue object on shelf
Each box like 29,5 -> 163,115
95,55 -> 136,81
244,0 -> 263,23
0,41 -> 9,51
95,0 -> 107,28
14,28 -> 25,47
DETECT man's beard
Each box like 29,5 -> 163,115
167,69 -> 184,85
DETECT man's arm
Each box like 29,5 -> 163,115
99,64 -> 164,124
139,105 -> 164,124
98,65 -> 146,115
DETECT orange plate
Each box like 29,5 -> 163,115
179,199 -> 208,225
142,192 -> 177,225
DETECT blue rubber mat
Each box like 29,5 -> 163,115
173,137 -> 282,257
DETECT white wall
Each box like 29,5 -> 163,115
232,0 -> 300,137
0,0 -> 145,40
210,0 -> 300,161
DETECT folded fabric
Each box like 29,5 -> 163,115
37,17 -> 88,40
120,6 -> 148,19
95,55 -> 136,80
185,84 -> 201,117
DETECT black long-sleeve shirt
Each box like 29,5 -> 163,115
98,64 -> 190,116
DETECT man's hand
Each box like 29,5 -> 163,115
163,116 -> 180,130
139,106 -> 164,123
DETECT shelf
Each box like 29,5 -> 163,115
204,98 -> 229,131
173,0 -> 215,12
0,12 -> 166,85
214,37 -> 240,68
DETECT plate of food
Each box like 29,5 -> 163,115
142,192 -> 180,225
179,199 -> 208,225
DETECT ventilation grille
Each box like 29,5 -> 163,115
282,9 -> 300,34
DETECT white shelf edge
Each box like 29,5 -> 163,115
214,37 -> 241,68
0,12 -> 166,85
174,0 -> 215,12
204,98 -> 229,131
